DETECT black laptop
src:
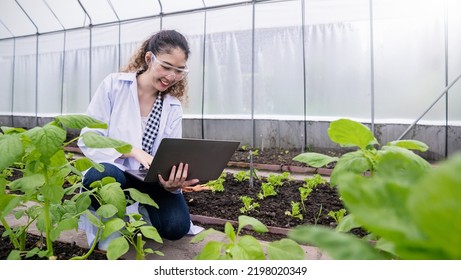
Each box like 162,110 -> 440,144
125,138 -> 240,183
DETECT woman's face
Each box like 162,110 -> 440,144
145,47 -> 188,92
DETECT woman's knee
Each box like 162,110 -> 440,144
83,163 -> 126,188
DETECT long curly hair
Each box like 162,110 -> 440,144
121,30 -> 190,102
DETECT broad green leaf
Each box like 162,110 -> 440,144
41,183 -> 65,204
125,188 -> 158,208
1,127 -> 26,134
140,225 -> 163,243
7,250 -> 21,260
375,148 -> 430,187
100,182 -> 126,218
266,238 -> 305,260
75,192 -> 92,213
405,154 -> 461,259
328,119 -> 378,150
96,204 -> 118,218
288,226 -> 385,260
24,124 -> 66,163
330,151 -> 371,186
74,157 -> 104,172
195,241 -> 225,260
82,210 -> 104,227
237,215 -> 268,234
101,218 -> 125,240
190,228 -> 220,243
293,152 -> 338,168
335,214 -> 362,233
224,222 -> 236,242
0,134 -> 24,172
0,194 -> 21,219
55,114 -> 108,130
232,235 -> 265,260
339,174 -> 421,242
49,150 -> 68,168
9,173 -> 45,193
50,217 -> 79,241
386,139 -> 428,152
107,236 -> 129,260
81,131 -> 132,154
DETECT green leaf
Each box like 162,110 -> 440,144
266,238 -> 305,260
335,214 -> 362,233
224,222 -> 236,242
100,182 -> 126,218
9,173 -> 45,193
195,241 -> 225,260
288,225 -> 385,260
237,215 -> 268,234
101,218 -> 125,240
81,131 -> 132,154
1,127 -> 26,134
0,194 -> 21,219
330,150 -> 371,186
386,139 -> 428,152
328,119 -> 378,150
82,210 -> 104,228
41,183 -> 65,204
55,114 -> 108,130
125,188 -> 158,208
74,157 -> 103,172
140,226 -> 163,243
232,235 -> 265,260
96,204 -> 118,219
0,134 -> 24,172
107,236 -> 129,260
75,192 -> 92,213
293,152 -> 338,168
405,154 -> 461,259
190,228 -> 220,244
24,124 -> 66,163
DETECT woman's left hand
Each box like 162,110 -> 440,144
158,162 -> 199,193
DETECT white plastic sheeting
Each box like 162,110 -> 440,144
0,0 -> 460,125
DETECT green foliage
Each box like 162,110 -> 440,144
204,172 -> 226,192
328,209 -> 346,224
191,215 -> 305,260
288,118 -> 461,260
266,172 -> 291,187
239,196 -> 260,214
257,182 -> 277,199
285,201 -> 303,220
0,114 -> 132,259
292,118 -> 430,186
233,170 -> 251,182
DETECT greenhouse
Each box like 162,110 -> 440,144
1,0 -> 461,160
2,0 -> 461,264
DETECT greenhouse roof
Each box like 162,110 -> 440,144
0,0 -> 266,39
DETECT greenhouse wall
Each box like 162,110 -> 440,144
1,0 -> 461,161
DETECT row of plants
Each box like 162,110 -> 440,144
190,119 -> 461,260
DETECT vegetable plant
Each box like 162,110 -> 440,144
203,172 -> 226,192
239,195 -> 260,214
0,115 -> 131,259
266,172 -> 291,187
191,215 -> 305,260
257,182 -> 277,199
327,209 -> 346,224
285,201 -> 303,220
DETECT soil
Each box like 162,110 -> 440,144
1,147 -> 350,259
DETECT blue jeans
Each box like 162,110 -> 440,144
82,163 -> 191,240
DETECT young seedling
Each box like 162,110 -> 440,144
285,201 -> 303,220
191,215 -> 305,260
328,209 -> 346,224
257,182 -> 277,200
203,172 -> 226,192
239,196 -> 260,214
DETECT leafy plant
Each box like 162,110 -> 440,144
0,114 -> 131,259
191,215 -> 305,260
285,201 -> 303,220
298,174 -> 325,212
203,172 -> 226,192
289,152 -> 461,260
257,182 -> 277,199
328,209 -> 346,224
293,118 -> 430,187
266,172 -> 291,187
239,195 -> 260,214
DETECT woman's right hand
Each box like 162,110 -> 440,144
122,146 -> 153,169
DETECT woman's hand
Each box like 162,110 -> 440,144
122,146 -> 153,169
158,162 -> 199,193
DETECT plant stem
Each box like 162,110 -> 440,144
70,227 -> 102,260
43,200 -> 54,257
0,217 -> 20,249
135,233 -> 144,260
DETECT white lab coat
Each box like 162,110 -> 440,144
77,73 -> 204,246
78,72 -> 183,170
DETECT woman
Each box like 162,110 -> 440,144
78,30 -> 198,246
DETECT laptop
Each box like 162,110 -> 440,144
125,138 -> 240,183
